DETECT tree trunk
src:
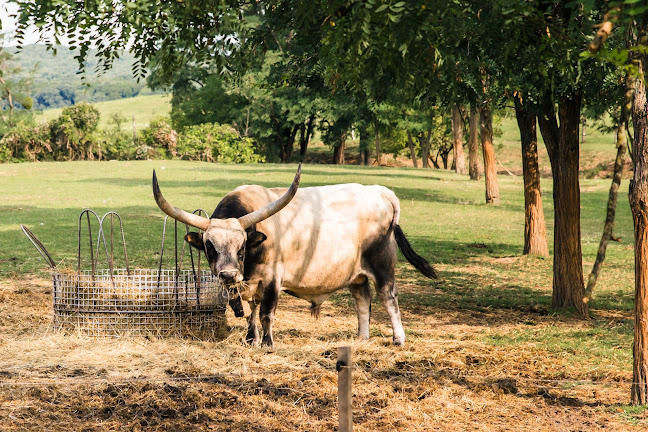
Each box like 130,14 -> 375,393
514,95 -> 549,257
374,120 -> 382,166
537,91 -> 588,318
299,115 -> 315,161
407,131 -> 419,168
452,104 -> 467,174
359,134 -> 371,166
468,105 -> 481,180
419,131 -> 431,169
333,136 -> 346,165
479,104 -> 500,204
440,145 -> 451,170
586,76 -> 632,301
630,44 -> 648,405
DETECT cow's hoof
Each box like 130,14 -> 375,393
261,336 -> 274,348
393,338 -> 405,346
246,329 -> 260,346
246,337 -> 261,347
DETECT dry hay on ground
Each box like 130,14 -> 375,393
0,272 -> 646,432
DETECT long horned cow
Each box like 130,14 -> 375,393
152,165 -> 438,347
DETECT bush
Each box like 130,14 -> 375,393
139,117 -> 177,159
49,103 -> 101,160
0,120 -> 52,162
177,123 -> 264,163
99,113 -> 136,160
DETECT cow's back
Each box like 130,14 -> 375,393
236,183 -> 397,292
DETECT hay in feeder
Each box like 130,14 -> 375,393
52,267 -> 228,339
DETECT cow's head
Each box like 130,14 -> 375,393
151,166 -> 301,295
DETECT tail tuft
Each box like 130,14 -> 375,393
394,225 -> 438,279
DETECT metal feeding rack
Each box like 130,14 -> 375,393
21,209 -> 228,339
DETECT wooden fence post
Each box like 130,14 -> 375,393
337,345 -> 353,432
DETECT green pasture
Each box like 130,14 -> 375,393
0,160 -> 634,302
496,111 -> 618,175
0,160 -> 636,375
34,93 -> 171,130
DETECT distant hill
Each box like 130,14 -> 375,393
8,44 -> 162,110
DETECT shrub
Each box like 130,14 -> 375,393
0,120 -> 52,162
49,103 -> 101,160
177,123 -> 264,163
139,117 -> 177,158
99,113 -> 136,160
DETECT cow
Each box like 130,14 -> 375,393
152,165 -> 438,347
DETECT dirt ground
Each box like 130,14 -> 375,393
0,270 -> 646,432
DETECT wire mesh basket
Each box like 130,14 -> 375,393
21,209 -> 228,339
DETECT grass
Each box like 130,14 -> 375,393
0,159 -> 645,430
34,93 -> 172,130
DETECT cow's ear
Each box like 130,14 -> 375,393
247,231 -> 267,248
185,232 -> 204,250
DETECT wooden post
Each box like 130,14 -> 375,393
337,346 -> 353,432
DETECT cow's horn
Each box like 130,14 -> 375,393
152,170 -> 211,230
238,163 -> 301,230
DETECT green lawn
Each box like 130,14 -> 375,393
0,160 -> 634,310
34,93 -> 172,130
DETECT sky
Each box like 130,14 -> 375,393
1,0 -> 57,46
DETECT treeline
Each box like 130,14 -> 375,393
148,53 -> 491,166
0,103 -> 263,164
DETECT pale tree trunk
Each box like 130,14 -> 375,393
407,131 -> 418,168
586,75 -> 632,301
452,104 -> 467,174
630,41 -> 648,405
479,104 -> 500,204
514,95 -> 549,257
537,91 -> 588,318
468,105 -> 481,180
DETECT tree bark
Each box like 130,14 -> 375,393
585,75 -> 632,301
479,104 -> 500,204
419,131 -> 431,169
299,115 -> 315,161
468,105 -> 481,180
374,120 -> 382,166
407,131 -> 419,168
276,120 -> 299,164
452,104 -> 467,174
629,44 -> 648,405
537,91 -> 588,318
333,136 -> 346,165
514,95 -> 549,257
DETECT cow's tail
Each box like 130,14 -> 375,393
394,225 -> 438,279
381,187 -> 438,280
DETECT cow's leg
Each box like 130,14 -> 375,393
245,301 -> 260,346
259,281 -> 280,347
366,236 -> 405,345
375,275 -> 406,346
349,277 -> 371,340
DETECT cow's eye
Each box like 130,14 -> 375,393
205,241 -> 218,261
237,247 -> 245,260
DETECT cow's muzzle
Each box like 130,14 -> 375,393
218,269 -> 243,285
